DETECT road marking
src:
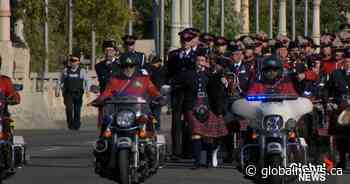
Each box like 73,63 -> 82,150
42,147 -> 61,152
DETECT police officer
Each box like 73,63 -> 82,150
95,40 -> 120,93
122,35 -> 146,68
327,47 -> 350,169
61,55 -> 91,130
199,33 -> 215,51
95,40 -> 120,128
166,28 -> 199,159
144,56 -> 166,131
221,44 -> 251,163
214,36 -> 230,67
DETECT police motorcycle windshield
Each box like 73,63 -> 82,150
232,93 -> 313,129
102,96 -> 151,128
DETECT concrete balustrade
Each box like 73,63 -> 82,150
10,71 -> 99,130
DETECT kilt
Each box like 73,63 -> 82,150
184,110 -> 228,138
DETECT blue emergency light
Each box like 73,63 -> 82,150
246,95 -> 267,101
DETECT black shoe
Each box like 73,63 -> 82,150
191,164 -> 201,170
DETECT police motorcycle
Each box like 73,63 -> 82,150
232,91 -> 313,184
92,86 -> 168,184
0,84 -> 26,184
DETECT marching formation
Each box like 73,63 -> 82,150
2,22 -> 350,183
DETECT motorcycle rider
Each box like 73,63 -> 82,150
89,52 -> 161,135
327,47 -> 350,169
0,57 -> 21,172
0,57 -> 21,117
247,55 -> 298,95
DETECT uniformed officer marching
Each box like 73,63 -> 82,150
95,40 -> 121,128
122,35 -> 146,69
95,40 -> 120,93
61,55 -> 91,130
166,27 -> 200,159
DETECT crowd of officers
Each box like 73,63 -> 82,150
60,24 -> 350,170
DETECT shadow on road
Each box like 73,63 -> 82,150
26,163 -> 93,169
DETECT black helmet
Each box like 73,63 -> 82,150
119,52 -> 138,67
262,55 -> 283,70
261,55 -> 283,83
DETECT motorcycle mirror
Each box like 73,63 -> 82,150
14,84 -> 23,91
90,85 -> 100,94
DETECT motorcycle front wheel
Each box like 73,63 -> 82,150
265,154 -> 284,184
118,149 -> 131,184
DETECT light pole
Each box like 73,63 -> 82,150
255,0 -> 259,33
220,0 -> 224,36
292,0 -> 296,40
205,0 -> 209,32
304,0 -> 308,37
68,0 -> 73,55
160,0 -> 164,61
128,0 -> 133,35
44,0 -> 49,75
269,0 -> 273,39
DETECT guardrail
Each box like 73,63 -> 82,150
14,71 -> 98,93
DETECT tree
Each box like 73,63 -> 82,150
12,0 -> 132,72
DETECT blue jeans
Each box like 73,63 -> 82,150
150,103 -> 161,131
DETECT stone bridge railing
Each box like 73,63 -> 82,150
10,71 -> 100,130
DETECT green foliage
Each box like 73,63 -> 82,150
193,0 -> 240,39
11,0 -> 350,72
13,0 -> 131,72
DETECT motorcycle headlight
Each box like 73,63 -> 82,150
116,110 -> 135,128
263,115 -> 283,131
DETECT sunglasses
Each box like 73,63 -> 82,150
181,36 -> 194,42
125,41 -> 135,46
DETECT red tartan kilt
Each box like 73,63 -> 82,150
184,110 -> 228,138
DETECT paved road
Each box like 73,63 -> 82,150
4,118 -> 350,184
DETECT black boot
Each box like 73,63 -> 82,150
205,142 -> 213,168
192,139 -> 202,170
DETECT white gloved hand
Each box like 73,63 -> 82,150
221,77 -> 228,88
140,69 -> 149,75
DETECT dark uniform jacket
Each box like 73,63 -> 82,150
172,69 -> 224,114
327,69 -> 350,136
124,51 -> 146,68
95,59 -> 120,92
225,61 -> 251,95
62,67 -> 86,94
166,48 -> 197,84
144,63 -> 165,90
